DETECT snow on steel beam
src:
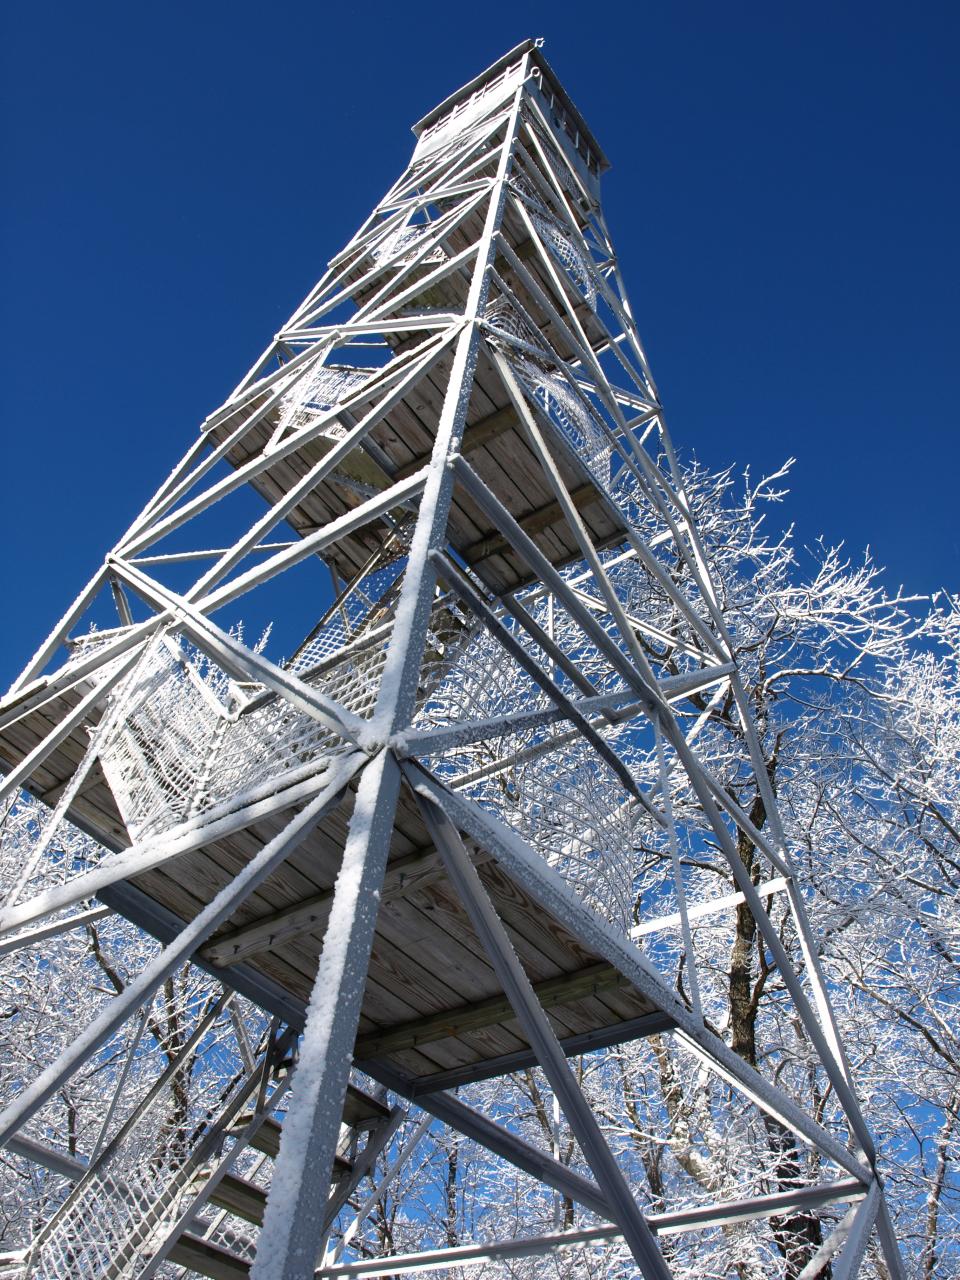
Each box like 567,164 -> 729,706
314,1180 -> 867,1277
630,877 -> 790,940
0,903 -> 113,959
251,751 -> 405,1280
294,193 -> 487,331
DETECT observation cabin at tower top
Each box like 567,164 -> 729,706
412,39 -> 609,202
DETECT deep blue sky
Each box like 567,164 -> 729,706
2,2 -> 957,687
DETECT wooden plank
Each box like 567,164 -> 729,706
169,1234 -> 249,1280
477,861 -> 603,972
394,403 -> 518,480
343,1084 -> 392,1128
408,875 -> 561,985
369,896 -> 499,1006
236,1114 -> 352,1177
203,841 -> 500,968
462,481 -> 600,566
364,908 -> 531,1064
209,1171 -> 269,1226
384,887 -> 586,1048
366,927 -> 467,1014
198,825 -> 335,933
354,959 -> 631,1059
361,948 -> 514,1068
129,862 -> 330,1011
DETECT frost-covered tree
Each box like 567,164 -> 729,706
0,796 -> 273,1267
2,460 -> 958,1277
363,460 -> 959,1279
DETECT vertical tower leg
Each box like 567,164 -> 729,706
254,71 -> 533,1276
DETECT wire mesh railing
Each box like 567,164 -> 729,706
26,980 -> 273,1280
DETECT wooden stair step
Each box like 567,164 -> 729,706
343,1082 -> 391,1129
231,1084 -> 386,1164
230,1114 -> 352,1181
169,1233 -> 250,1280
231,1113 -> 282,1157
209,1172 -> 268,1227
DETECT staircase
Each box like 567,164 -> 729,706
167,1085 -> 393,1280
26,1025 -> 396,1280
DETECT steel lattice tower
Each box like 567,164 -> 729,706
0,39 -> 903,1280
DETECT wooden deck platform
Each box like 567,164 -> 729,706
0,701 -> 670,1097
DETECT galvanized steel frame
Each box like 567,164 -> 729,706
0,37 -> 903,1280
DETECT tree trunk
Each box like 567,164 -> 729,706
727,768 -> 827,1279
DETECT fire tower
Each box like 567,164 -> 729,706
0,39 -> 903,1280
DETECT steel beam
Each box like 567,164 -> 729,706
362,1062 -> 611,1221
251,750 -> 403,1279
403,759 -> 873,1186
315,1179 -> 866,1277
0,754 -> 359,1148
410,780 -> 673,1280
